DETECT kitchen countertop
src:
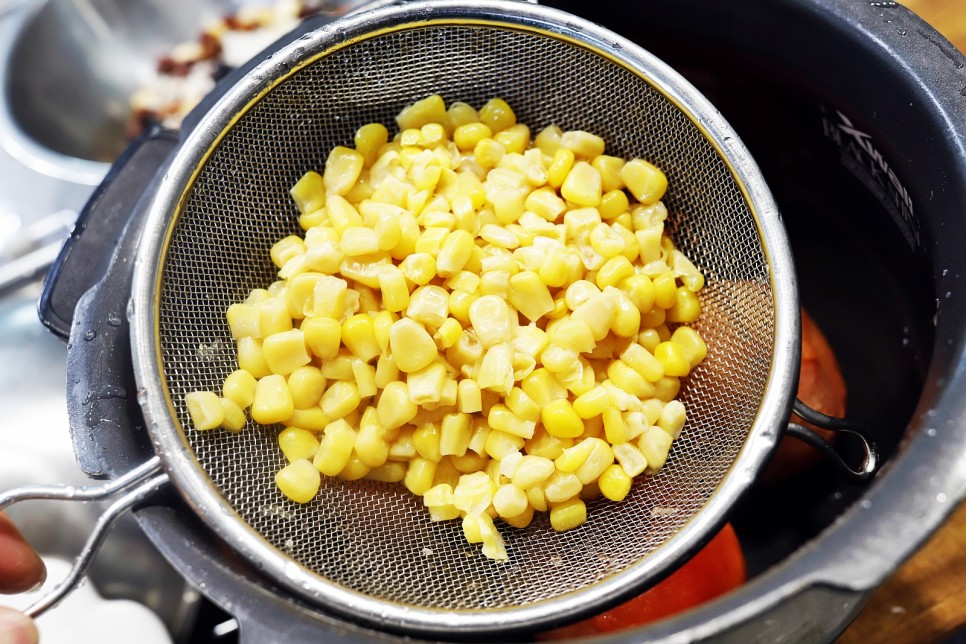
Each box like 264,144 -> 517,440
840,1 -> 966,642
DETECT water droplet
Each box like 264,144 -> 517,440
107,313 -> 122,327
926,427 -> 937,437
83,329 -> 97,341
861,499 -> 872,510
937,493 -> 948,503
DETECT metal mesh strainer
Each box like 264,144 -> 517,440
130,0 -> 799,636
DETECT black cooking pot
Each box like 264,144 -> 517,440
37,0 -> 965,641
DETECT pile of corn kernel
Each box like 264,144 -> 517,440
184,95 -> 707,561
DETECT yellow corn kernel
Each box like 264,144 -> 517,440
589,223 -> 626,259
433,317 -> 463,350
596,255 -> 635,290
492,484 -> 528,519
355,420 -> 390,469
493,124 -> 530,155
547,148 -> 576,189
607,360 -> 656,398
477,342 -> 514,393
323,146 -> 365,196
309,275 -> 347,320
287,366 -> 326,409
484,430 -> 525,460
620,158 -> 668,205
620,343 -> 665,382
501,505 -> 534,529
525,186 -> 566,222
638,326 -> 664,351
526,485 -> 549,513
262,328 -> 310,376
639,426 -> 673,474
450,449 -> 488,474
276,459 -> 321,504
454,122 -> 493,151
532,124 -> 562,155
320,353 -> 355,381
290,170 -> 326,214
388,426 -> 416,461
599,189 -> 630,221
365,462 -> 407,483
299,317 -> 339,361
666,286 -> 702,323
613,442 -> 647,478
507,455 -> 553,489
474,138 -> 506,169
372,267 -> 407,314
654,341 -> 691,377
223,369 -> 257,409
598,464 -> 633,502
468,295 -> 514,347
560,161 -> 602,207
479,269 -> 512,297
270,235 -> 305,270
557,129 -> 603,158
571,289 -> 620,341
338,226 -> 378,257
445,328 -> 483,369
371,353 -> 398,389
436,412 -> 470,457
554,436 -> 597,472
278,426 -> 321,462
314,419 -> 357,476
185,391 -> 224,431
337,454 -> 370,481
258,297 -> 292,337
524,427 -> 572,460
446,289 -> 476,326
407,362 -> 448,406
521,368 -> 567,406
339,314 -> 378,363
571,385 -> 609,420
398,252 -> 436,286
591,154 -> 625,191
355,122 -> 389,167
544,471 -> 583,504
251,374 -> 294,425
454,471 -> 496,516
488,404 -> 537,439
377,380 -> 418,430
621,274 -> 655,313
653,376 -> 681,403
319,381 -> 361,421
540,343 -> 578,373
407,285 -> 449,330
537,252 -> 569,290
451,379 -> 481,415
601,407 -> 627,444
436,229 -> 475,277
479,97 -> 516,133
504,387 -> 540,423
286,407 -> 330,431
505,271 -> 554,322
423,483 -> 460,522
412,422 -> 442,462
573,438 -> 614,484
396,94 -> 447,130
433,457 -> 462,491
388,318 -> 437,373
671,326 -> 708,367
610,292 -> 641,338
541,399 -> 584,439
657,400 -> 687,439
445,101 -> 480,132
349,359 -> 375,398
226,303 -> 261,339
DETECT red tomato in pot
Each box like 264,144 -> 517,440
764,308 -> 845,480
540,523 -> 745,639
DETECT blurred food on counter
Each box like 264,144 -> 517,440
128,0 -> 329,136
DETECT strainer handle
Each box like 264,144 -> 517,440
786,399 -> 879,482
0,457 -> 168,618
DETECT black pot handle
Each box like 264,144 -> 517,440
38,126 -> 179,340
786,398 -> 879,483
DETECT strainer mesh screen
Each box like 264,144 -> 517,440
156,24 -> 772,611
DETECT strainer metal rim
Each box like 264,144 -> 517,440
129,0 -> 799,635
